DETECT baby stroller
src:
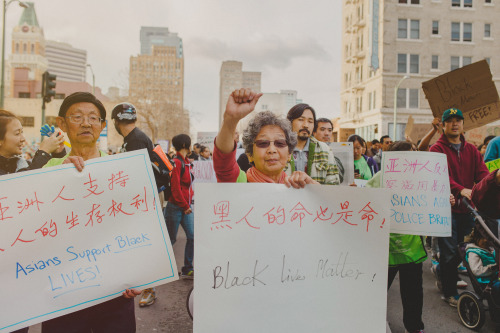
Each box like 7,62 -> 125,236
457,198 -> 500,331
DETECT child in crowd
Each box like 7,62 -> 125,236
465,229 -> 500,304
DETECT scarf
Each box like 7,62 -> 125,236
246,166 -> 287,184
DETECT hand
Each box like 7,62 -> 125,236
460,188 -> 472,200
224,88 -> 263,123
284,171 -> 319,189
122,288 -> 141,299
354,172 -> 361,179
431,118 -> 442,132
495,170 -> 500,185
39,132 -> 64,154
449,194 -> 456,207
184,208 -> 192,215
63,155 -> 85,172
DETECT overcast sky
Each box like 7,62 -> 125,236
5,0 -> 343,134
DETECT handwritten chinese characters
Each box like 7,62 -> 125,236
382,151 -> 452,237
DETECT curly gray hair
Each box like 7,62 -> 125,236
242,111 -> 297,156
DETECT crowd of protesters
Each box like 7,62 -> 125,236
2,88 -> 500,333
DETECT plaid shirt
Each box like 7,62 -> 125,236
284,136 -> 340,185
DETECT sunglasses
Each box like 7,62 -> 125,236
254,139 -> 288,148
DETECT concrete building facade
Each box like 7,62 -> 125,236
219,61 -> 261,127
340,0 -> 500,141
140,26 -> 183,58
45,40 -> 87,82
129,44 -> 188,142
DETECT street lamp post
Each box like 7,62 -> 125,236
86,64 -> 95,95
393,75 -> 410,140
1,0 -> 28,108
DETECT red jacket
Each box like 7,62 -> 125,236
472,169 -> 500,219
430,134 -> 489,213
168,153 -> 193,211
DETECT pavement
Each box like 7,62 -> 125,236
27,232 -> 498,333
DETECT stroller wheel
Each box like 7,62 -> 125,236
457,291 -> 486,331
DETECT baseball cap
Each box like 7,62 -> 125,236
111,103 -> 137,121
442,108 -> 464,122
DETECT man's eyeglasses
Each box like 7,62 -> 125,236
66,115 -> 103,125
254,139 -> 288,148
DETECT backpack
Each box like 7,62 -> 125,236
150,145 -> 176,194
162,156 -> 188,200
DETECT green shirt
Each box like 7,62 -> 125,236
43,151 -> 107,168
366,172 -> 428,266
354,157 -> 372,180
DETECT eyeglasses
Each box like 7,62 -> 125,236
254,139 -> 288,148
66,115 -> 103,125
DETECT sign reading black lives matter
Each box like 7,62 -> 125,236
422,60 -> 500,131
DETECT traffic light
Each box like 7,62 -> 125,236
42,71 -> 56,103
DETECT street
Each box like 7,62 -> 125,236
27,231 -> 496,333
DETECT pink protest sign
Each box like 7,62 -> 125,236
0,149 -> 177,332
381,151 -> 452,236
194,184 -> 391,332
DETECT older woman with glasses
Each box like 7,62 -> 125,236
214,88 -> 317,187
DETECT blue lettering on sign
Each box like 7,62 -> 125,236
391,194 -> 428,207
390,209 -> 425,224
66,244 -> 113,263
16,257 -> 62,279
114,233 -> 151,253
429,214 -> 450,226
48,264 -> 101,298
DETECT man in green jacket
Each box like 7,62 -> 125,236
284,104 -> 340,185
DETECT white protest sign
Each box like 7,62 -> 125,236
0,150 -> 177,332
192,160 -> 217,183
330,142 -> 354,185
194,184 -> 390,333
381,151 -> 452,236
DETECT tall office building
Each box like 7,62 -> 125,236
340,0 -> 500,141
219,60 -> 261,127
129,44 -> 187,141
140,26 -> 183,58
8,2 -> 48,97
45,40 -> 87,82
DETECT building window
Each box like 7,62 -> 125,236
484,23 -> 491,37
463,23 -> 472,41
485,0 -> 492,3
397,89 -> 419,108
451,56 -> 472,70
452,0 -> 473,7
15,43 -> 19,53
432,55 -> 439,69
399,0 -> 420,4
397,54 -> 419,73
451,22 -> 473,42
368,91 -> 377,110
398,19 -> 408,38
451,22 -> 461,41
23,44 -> 27,53
398,19 -> 420,39
18,117 -> 34,127
30,44 -> 34,54
18,92 -> 30,98
432,21 -> 439,35
55,93 -> 65,100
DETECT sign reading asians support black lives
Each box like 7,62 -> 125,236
422,60 -> 500,131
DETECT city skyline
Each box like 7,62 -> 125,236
3,0 -> 343,134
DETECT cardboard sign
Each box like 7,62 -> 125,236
329,142 -> 354,185
0,150 -> 178,332
381,151 -> 452,236
194,184 -> 390,333
422,60 -> 500,131
404,116 -> 438,145
486,158 -> 500,172
464,124 -> 500,146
